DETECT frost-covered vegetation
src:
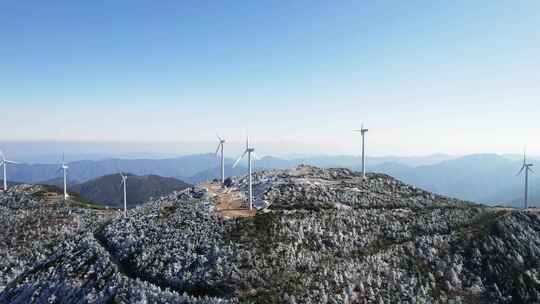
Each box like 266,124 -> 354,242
2,166 -> 540,303
0,185 -> 111,291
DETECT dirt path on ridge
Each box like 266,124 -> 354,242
201,182 -> 256,220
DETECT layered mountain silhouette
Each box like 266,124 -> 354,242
38,177 -> 81,188
4,153 -> 539,206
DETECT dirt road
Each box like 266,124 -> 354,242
202,182 -> 256,220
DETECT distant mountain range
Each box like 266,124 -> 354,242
7,154 -> 221,184
38,177 -> 81,188
368,154 -> 529,204
3,152 -> 538,207
70,174 -> 191,208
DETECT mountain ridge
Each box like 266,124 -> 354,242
2,166 -> 539,303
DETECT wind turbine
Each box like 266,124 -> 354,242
0,150 -> 19,192
59,154 -> 69,200
215,134 -> 226,184
353,123 -> 369,179
119,172 -> 128,217
233,137 -> 257,210
518,151 -> 534,209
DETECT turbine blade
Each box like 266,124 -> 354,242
215,143 -> 221,156
233,151 -> 247,168
216,133 -> 223,141
517,165 -> 525,176
5,160 -> 18,164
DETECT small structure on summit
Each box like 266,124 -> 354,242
518,150 -> 534,209
353,123 -> 369,179
232,136 -> 259,210
0,150 -> 19,192
214,133 -> 226,184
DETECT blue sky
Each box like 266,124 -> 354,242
1,1 -> 539,156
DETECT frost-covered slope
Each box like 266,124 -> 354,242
1,166 -> 540,303
0,185 -> 112,292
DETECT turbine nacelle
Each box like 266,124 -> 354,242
232,136 -> 259,210
0,160 -> 17,165
518,150 -> 535,175
0,150 -> 18,165
1,150 -> 19,191
518,149 -> 534,210
517,164 -> 532,175
216,133 -> 226,144
353,123 -> 369,179
215,134 -> 226,155
353,123 -> 369,134
215,133 -> 227,184
120,172 -> 128,182
119,172 -> 129,217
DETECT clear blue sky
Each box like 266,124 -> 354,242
1,1 -> 539,156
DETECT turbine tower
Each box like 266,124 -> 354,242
0,150 -> 18,192
233,137 -> 257,210
518,151 -> 534,209
215,134 -> 226,184
353,124 -> 369,179
60,154 -> 69,200
119,172 -> 128,217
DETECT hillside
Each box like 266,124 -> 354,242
37,176 -> 81,188
0,185 -> 115,291
71,174 -> 191,208
2,166 -> 540,303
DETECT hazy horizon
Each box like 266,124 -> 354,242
0,140 -> 537,165
1,2 -> 539,155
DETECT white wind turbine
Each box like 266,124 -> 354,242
215,134 -> 226,184
57,154 -> 70,200
353,123 -> 369,179
119,172 -> 128,217
518,150 -> 534,209
233,136 -> 258,210
0,150 -> 19,192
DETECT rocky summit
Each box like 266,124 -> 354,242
1,165 -> 540,303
